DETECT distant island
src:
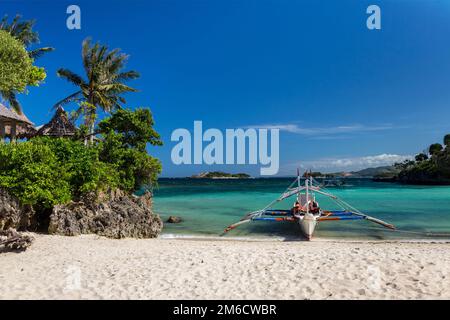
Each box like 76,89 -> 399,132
355,134 -> 450,185
191,171 -> 251,179
388,134 -> 450,185
338,166 -> 400,179
303,166 -> 400,179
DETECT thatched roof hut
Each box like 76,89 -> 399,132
0,103 -> 36,141
36,106 -> 77,137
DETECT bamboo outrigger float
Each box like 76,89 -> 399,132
223,170 -> 395,240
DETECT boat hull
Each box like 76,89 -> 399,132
298,214 -> 318,240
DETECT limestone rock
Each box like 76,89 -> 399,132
48,190 -> 163,239
0,228 -> 34,252
0,189 -> 34,231
167,216 -> 182,223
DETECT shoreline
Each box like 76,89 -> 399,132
160,233 -> 450,244
1,233 -> 450,299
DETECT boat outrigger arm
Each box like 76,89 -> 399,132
223,171 -> 395,240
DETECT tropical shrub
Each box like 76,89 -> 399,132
97,108 -> 163,191
0,137 -> 119,208
98,108 -> 162,151
32,137 -> 120,196
0,140 -> 71,208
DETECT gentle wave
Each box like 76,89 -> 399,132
160,233 -> 288,241
159,233 -> 450,244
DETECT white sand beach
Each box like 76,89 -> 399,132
1,234 -> 449,300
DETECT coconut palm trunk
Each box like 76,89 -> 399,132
88,107 -> 95,145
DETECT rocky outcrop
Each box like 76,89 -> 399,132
167,216 -> 182,223
48,190 -> 163,239
0,189 -> 34,231
1,188 -> 163,239
0,228 -> 34,252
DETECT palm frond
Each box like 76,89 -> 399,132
98,83 -> 139,94
57,69 -> 86,87
53,91 -> 83,109
114,70 -> 140,81
82,37 -> 93,75
29,46 -> 54,59
0,15 -> 8,30
0,14 -> 39,46
69,104 -> 86,122
0,90 -> 21,114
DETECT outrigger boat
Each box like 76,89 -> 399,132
223,170 -> 395,240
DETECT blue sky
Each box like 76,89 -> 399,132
2,0 -> 450,176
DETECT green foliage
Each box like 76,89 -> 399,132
98,108 -> 162,151
0,14 -> 39,47
0,30 -> 46,93
0,138 -> 119,208
72,124 -> 90,142
0,140 -> 71,208
302,171 -> 323,178
100,134 -> 161,191
0,15 -> 54,58
396,134 -> 450,183
56,38 -> 140,144
444,134 -> 450,147
429,143 -> 443,156
0,108 -> 162,207
415,153 -> 428,162
0,15 -> 53,112
193,171 -> 250,179
32,137 -> 120,196
97,108 -> 162,191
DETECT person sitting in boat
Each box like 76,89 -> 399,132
309,201 -> 320,214
292,201 -> 301,214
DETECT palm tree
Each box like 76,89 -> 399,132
0,14 -> 54,113
55,38 -> 140,144
444,134 -> 450,148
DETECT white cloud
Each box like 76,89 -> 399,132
245,123 -> 394,137
282,154 -> 413,174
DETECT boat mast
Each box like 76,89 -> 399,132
305,174 -> 309,214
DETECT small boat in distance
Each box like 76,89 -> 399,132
223,170 -> 395,240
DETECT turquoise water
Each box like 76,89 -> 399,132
151,178 -> 450,240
